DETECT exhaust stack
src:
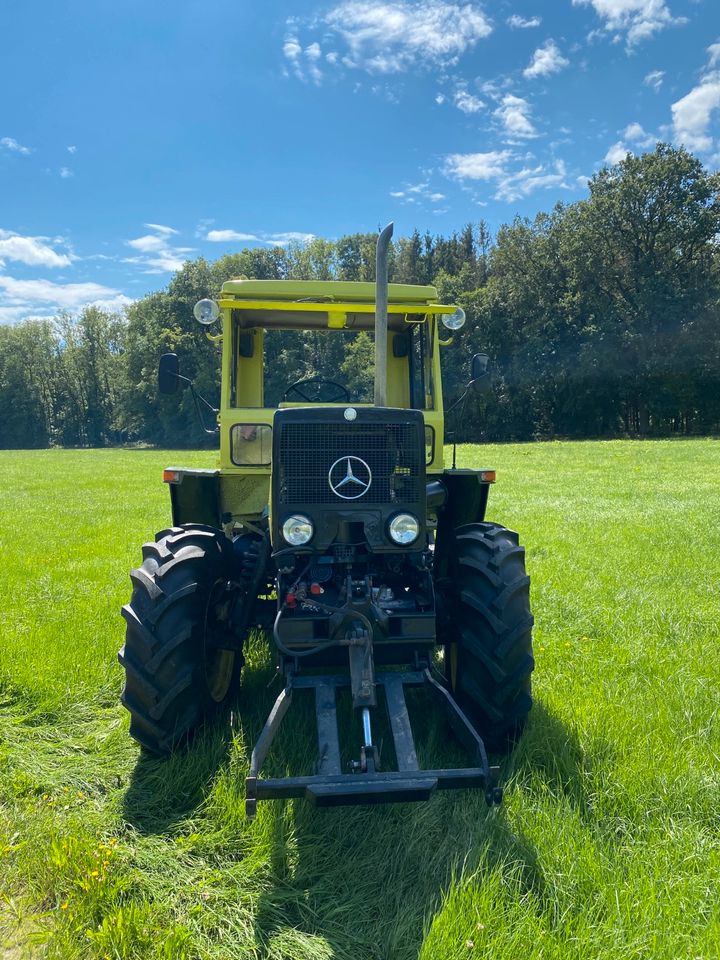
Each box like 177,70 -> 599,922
373,221 -> 394,407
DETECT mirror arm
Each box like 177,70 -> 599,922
445,382 -> 471,416
185,381 -> 218,434
171,371 -> 218,414
171,372 -> 219,435
188,383 -> 219,435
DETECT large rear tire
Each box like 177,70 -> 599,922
119,524 -> 243,755
442,522 -> 534,751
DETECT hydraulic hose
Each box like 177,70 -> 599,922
272,601 -> 374,660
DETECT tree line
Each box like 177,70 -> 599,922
1,144 -> 718,449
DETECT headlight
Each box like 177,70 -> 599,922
193,298 -> 220,325
282,514 -> 314,546
388,512 -> 420,545
441,307 -> 465,330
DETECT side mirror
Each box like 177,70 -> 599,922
470,353 -> 491,394
158,352 -> 180,394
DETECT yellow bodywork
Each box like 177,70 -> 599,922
204,279 -> 457,518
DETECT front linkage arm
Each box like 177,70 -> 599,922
244,666 -> 502,820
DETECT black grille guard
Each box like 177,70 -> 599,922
276,414 -> 423,506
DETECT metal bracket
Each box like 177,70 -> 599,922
244,668 -> 500,819
245,682 -> 293,820
346,626 -> 377,709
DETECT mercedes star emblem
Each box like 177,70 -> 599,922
328,456 -> 372,500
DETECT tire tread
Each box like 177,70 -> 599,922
444,521 -> 534,751
119,524 -> 242,755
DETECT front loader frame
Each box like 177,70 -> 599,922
245,665 -> 502,818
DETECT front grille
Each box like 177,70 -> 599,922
277,421 -> 422,505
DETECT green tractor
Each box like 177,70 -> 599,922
119,224 -> 534,817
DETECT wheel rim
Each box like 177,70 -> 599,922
203,579 -> 236,703
205,648 -> 235,702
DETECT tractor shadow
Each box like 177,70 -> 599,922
248,695 -> 591,960
119,639 -> 598,957
121,715 -> 236,835
120,631 -> 282,834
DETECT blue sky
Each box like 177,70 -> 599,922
0,0 -> 718,323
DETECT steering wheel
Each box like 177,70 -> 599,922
282,377 -> 350,403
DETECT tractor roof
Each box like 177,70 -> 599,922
220,279 -> 439,303
218,279 -> 455,332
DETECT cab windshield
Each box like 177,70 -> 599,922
264,329 -> 374,406
258,326 -> 434,410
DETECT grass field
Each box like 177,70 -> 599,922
1,441 -> 719,959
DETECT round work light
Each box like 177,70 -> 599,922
193,298 -> 220,325
388,513 -> 420,546
282,514 -> 314,546
441,307 -> 466,330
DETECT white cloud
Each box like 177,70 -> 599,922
205,229 -> 314,246
605,140 -> 630,164
1,136 -> 32,155
0,306 -> 47,324
443,150 -> 513,180
125,224 -> 193,273
708,42 -> 720,68
268,232 -> 315,245
206,229 -> 261,242
494,160 -> 568,201
127,235 -> 167,253
290,2 -> 492,76
523,40 -> 569,79
507,14 -> 541,28
144,223 -> 178,236
283,34 -> 323,82
194,218 -> 214,239
67,145 -> 77,154
443,149 -> 570,202
435,92 -> 446,104
573,0 -> 685,48
390,181 -> 446,203
0,230 -> 73,268
304,44 -> 323,83
643,69 -> 664,91
623,121 -> 655,146
59,166 -> 73,178
0,274 -> 132,318
124,254 -> 191,273
453,88 -> 484,113
495,94 -> 537,138
284,37 -> 302,60
671,71 -> 720,153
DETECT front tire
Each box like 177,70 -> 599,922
442,522 -> 534,751
119,524 -> 243,754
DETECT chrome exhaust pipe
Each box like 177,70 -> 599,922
374,221 -> 393,407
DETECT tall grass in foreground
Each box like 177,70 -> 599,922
1,441 -> 719,959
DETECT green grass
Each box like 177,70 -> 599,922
1,441 -> 719,959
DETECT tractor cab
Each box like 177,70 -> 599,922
213,278 -> 464,477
